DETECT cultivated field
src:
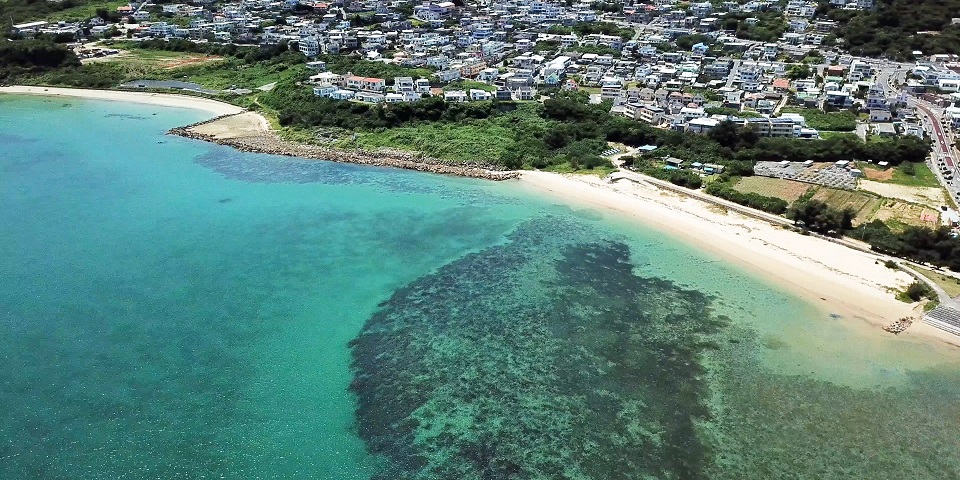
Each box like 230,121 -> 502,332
870,198 -> 941,228
812,188 -> 882,224
733,177 -> 813,203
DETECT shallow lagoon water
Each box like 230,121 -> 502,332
2,96 -> 959,479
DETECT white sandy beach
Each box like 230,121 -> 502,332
0,86 -> 244,117
518,170 -> 960,348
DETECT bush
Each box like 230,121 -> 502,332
904,281 -> 936,302
899,162 -> 916,176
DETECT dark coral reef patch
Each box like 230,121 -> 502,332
349,217 -> 726,479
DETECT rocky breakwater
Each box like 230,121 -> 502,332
169,114 -> 519,181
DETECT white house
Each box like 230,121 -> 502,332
469,89 -> 492,101
444,90 -> 469,102
313,84 -> 338,97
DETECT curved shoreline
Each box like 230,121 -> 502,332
0,85 -> 245,116
3,86 -> 955,348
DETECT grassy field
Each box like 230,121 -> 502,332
105,49 -> 224,70
781,107 -> 857,132
442,80 -> 496,93
733,176 -> 813,203
858,162 -> 940,188
911,265 -> 960,298
728,176 -> 934,226
348,121 -> 514,163
544,163 -> 617,177
166,60 -> 306,90
47,0 -> 127,21
98,54 -> 307,89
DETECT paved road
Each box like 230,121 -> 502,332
916,102 -> 954,163
876,63 -> 960,203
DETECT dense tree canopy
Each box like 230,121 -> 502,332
827,0 -> 960,59
787,200 -> 855,234
0,40 -> 80,79
853,220 -> 960,270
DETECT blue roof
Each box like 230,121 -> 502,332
638,144 -> 658,151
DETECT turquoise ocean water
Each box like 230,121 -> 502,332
2,96 -> 960,479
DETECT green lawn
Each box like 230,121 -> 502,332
27,51 -> 306,91
890,162 -> 940,188
152,59 -> 307,90
911,265 -> 960,298
781,107 -> 857,131
442,80 -> 496,93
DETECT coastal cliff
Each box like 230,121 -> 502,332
168,112 -> 520,181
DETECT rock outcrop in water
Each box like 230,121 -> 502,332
168,114 -> 519,181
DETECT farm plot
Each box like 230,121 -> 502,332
733,176 -> 813,203
871,198 -> 941,228
812,188 -> 882,225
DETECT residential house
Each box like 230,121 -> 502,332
345,76 -> 386,92
687,117 -> 720,133
355,91 -> 385,103
313,84 -> 338,97
394,76 -> 416,93
513,86 -> 536,100
444,90 -> 469,102
469,88 -> 492,101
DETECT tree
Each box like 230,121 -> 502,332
787,200 -> 854,234
786,63 -> 811,80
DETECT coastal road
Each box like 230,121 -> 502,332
916,102 -> 954,163
911,95 -> 960,203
